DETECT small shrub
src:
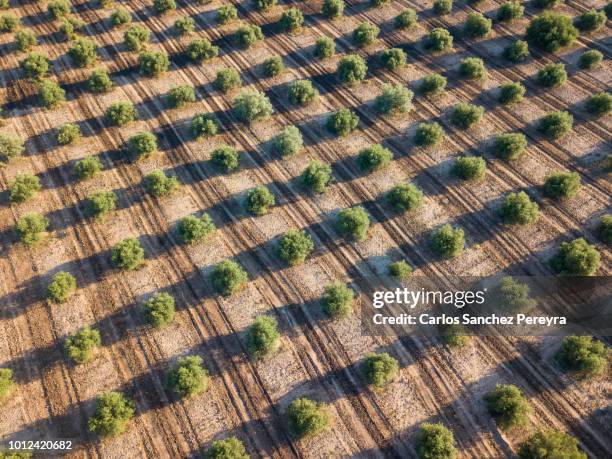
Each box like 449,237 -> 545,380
176,213 -> 216,246
322,282 -> 354,319
537,63 -> 567,87
416,423 -> 457,459
288,79 -> 318,106
166,355 -> 208,398
68,38 -> 98,67
245,316 -> 280,359
111,7 -> 132,27
362,353 -> 399,387
286,398 -> 330,437
375,84 -> 412,115
20,52 -> 49,79
458,57 -> 486,79
65,327 -> 101,364
493,132 -> 527,160
326,108 -> 359,136
15,30 -> 37,52
57,123 -> 81,145
433,0 -> 452,15
211,145 -> 239,172
111,238 -> 145,270
352,22 -> 379,47
48,0 -> 71,20
128,132 -> 157,159
174,16 -> 195,35
245,185 -> 275,216
263,55 -> 284,77
575,8 -> 606,32
124,25 -> 150,52
485,384 -> 531,430
191,113 -> 219,138
0,368 -> 14,401
232,90 -> 273,123
380,48 -> 407,71
395,9 -> 418,29
490,277 -> 537,312
236,24 -> 263,48
85,190 -> 116,220
388,260 -> 413,279
498,82 -> 526,105
503,39 -> 529,62
585,92 -> 612,116
526,13 -> 579,52
273,125 -> 303,156
16,212 -> 48,245
597,214 -> 612,244
425,28 -> 453,52
74,156 -> 103,181
0,133 -> 24,164
46,271 -> 76,304
519,430 -> 587,459
420,73 -> 447,95
578,49 -> 603,69
336,206 -> 370,241
314,37 -> 335,59
210,260 -> 248,296
279,7 -> 304,33
498,1 -> 524,21
337,54 -> 368,85
255,0 -> 276,11
167,85 -> 196,108
451,103 -> 484,129
153,0 -> 176,15
10,174 -> 41,203
88,392 -> 135,437
138,50 -> 170,77
453,156 -> 486,181
414,122 -> 444,146
142,292 -> 175,327
301,160 -> 332,193
143,170 -> 179,197
216,5 -> 238,24
550,237 -> 600,275
386,183 -> 423,212
38,79 -> 65,109
186,38 -> 219,62
87,68 -> 113,93
205,437 -> 249,459
538,111 -> 573,139
464,13 -> 492,38
322,0 -> 344,18
430,224 -> 464,258
107,101 -> 137,126
557,336 -> 607,378
0,13 -> 19,32
59,16 -> 85,41
277,229 -> 314,266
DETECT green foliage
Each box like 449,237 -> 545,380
0,133 -> 24,164
255,0 -> 276,11
99,0 -> 115,9
301,160 -> 332,193
20,52 -> 49,79
280,7 -> 303,32
46,271 -> 76,304
433,0 -> 452,15
38,79 -> 65,108
111,7 -> 132,27
370,0 -> 390,7
167,85 -> 196,108
362,352 -> 399,387
48,0 -> 71,20
498,2 -> 524,21
16,212 -> 48,245
15,30 -> 37,52
314,37 -> 335,59
128,132 -> 157,159
322,0 -> 344,18
386,183 -> 423,212
273,125 -> 303,156
322,282 -> 354,318
0,13 -> 19,32
380,47 -> 407,71
107,101 -> 137,126
65,327 -> 101,364
191,113 -> 219,138
246,315 -> 280,359
143,170 -> 179,197
236,24 -> 263,48
598,214 -> 612,244
414,122 -> 444,146
490,277 -> 537,312
124,25 -> 150,52
153,0 -> 176,15
416,423 -> 457,459
277,229 -> 314,266
485,384 -> 531,429
451,103 -> 484,129
111,238 -> 145,270
557,336 -> 608,378
440,324 -> 470,348
464,13 -> 492,38
526,13 -> 579,52
87,68 -> 113,93
85,190 -> 116,220
211,145 -> 239,172
142,292 -> 175,327
0,368 -> 14,401
550,238 -> 600,275
537,63 -> 567,87
337,54 -> 368,84
245,185 -> 275,216
138,50 -> 169,77
585,92 -> 612,116
375,82 -> 415,114
453,156 -> 486,181
503,39 -> 529,62
177,214 -> 215,244
425,27 -> 453,52
187,38 -> 219,62
210,260 -> 248,296
606,2 -> 612,19
336,206 -> 370,241
575,8 -> 606,32
493,132 -> 527,160
458,57 -> 486,80
68,38 -> 98,67
538,111 -> 573,139
204,437 -> 249,459
578,50 -> 603,69
288,79 -> 318,106
326,107 -> 359,136
388,260 -> 412,279
430,224 -> 464,258
59,16 -> 85,41
57,123 -> 81,145
88,392 -> 135,437
519,430 -> 587,459
395,9 -> 417,28
286,398 -> 330,437
498,82 -> 526,105
419,73 -> 447,95
166,355 -> 208,398
232,90 -> 273,123
9,174 -> 41,203
216,5 -> 238,24
0,0 -> 7,9
358,144 -> 393,173
175,16 -> 195,35
263,55 -> 284,77
352,22 -> 379,47
544,171 -> 580,200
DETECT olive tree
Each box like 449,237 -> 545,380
214,68 -> 242,93
326,107 -> 359,136
65,327 -> 101,364
74,156 -> 102,181
498,82 -> 526,105
205,437 -> 249,459
143,170 -> 179,197
386,183 -> 423,212
453,156 -> 486,181
255,0 -> 276,11
245,315 -> 280,359
286,398 -> 330,437
301,160 -> 332,193
142,292 -> 175,327
124,25 -> 150,52
85,190 -> 116,220
416,423 -> 457,459
493,132 -> 527,160
165,355 -> 208,398
430,224 -> 464,258
463,13 -> 492,38
362,353 -> 399,388
322,0 -> 344,18
375,84 -> 412,115
490,277 -> 536,312
336,206 -> 370,241
216,5 -> 238,24
236,24 -> 263,48
48,0 -> 71,20
232,90 -> 273,123
166,85 -> 196,108
88,392 -> 135,437
68,38 -> 98,67
337,54 -> 367,85
388,260 -> 412,279
550,238 -> 600,275
380,47 -> 407,71
314,37 -> 335,59
107,101 -> 137,126
210,260 -> 248,296
9,173 -> 41,203
111,7 -> 132,27
187,38 -> 218,62
433,0 -> 452,15
458,57 -> 486,80
420,73 -> 447,95
174,16 -> 195,35
57,123 -> 81,145
15,29 -> 37,52
153,0 -> 176,15
358,144 -> 393,173
279,7 -> 303,33
0,368 -> 14,401
211,145 -> 239,172
352,22 -> 379,47
538,111 -> 573,139
263,55 -> 284,77
597,214 -> 612,244
575,8 -> 606,32
59,16 -> 85,41
395,9 -> 418,29
38,79 -> 65,109
277,229 -> 314,266
519,431 -> 587,459
425,27 -> 453,52
288,79 -> 319,106
585,92 -> 612,116
47,271 -> 77,303
497,1 -> 524,22
191,113 -> 219,138
0,133 -> 24,164
245,185 -> 275,216
87,68 -> 113,93
322,282 -> 354,319
177,214 -> 215,244
16,212 -> 48,245
111,238 -> 145,270
544,171 -> 581,200
578,49 -> 602,69
526,13 -> 579,52
537,63 -> 567,87
503,39 -> 529,62
556,336 -> 607,377
451,103 -> 484,129
127,132 -> 157,159
273,125 -> 303,156
138,50 -> 170,77
485,384 -> 531,429
414,122 -> 444,146
20,52 -> 49,79
0,13 -> 19,32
